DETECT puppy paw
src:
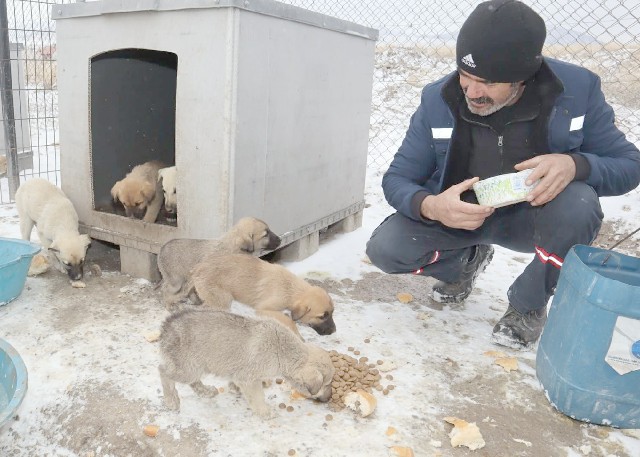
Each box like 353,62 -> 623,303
190,382 -> 219,398
254,406 -> 276,420
163,394 -> 180,411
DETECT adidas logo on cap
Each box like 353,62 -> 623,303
461,53 -> 476,68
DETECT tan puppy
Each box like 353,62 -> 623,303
0,155 -> 6,176
158,309 -> 334,419
157,165 -> 177,217
15,178 -> 91,280
110,160 -> 165,222
157,217 -> 281,309
188,254 -> 336,338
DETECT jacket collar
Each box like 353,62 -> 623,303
440,58 -> 564,116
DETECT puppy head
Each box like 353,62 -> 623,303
291,286 -> 336,335
288,345 -> 334,402
111,177 -> 156,218
232,217 -> 281,253
158,166 -> 177,215
49,234 -> 91,280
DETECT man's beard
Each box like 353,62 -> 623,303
465,84 -> 522,116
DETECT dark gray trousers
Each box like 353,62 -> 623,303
366,182 -> 604,313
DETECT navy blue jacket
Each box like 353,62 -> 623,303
383,58 -> 640,220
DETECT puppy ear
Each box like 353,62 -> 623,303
157,169 -> 164,184
291,302 -> 311,322
49,241 -> 60,254
294,366 -> 324,396
140,182 -> 156,201
81,234 -> 92,249
236,234 -> 255,253
110,181 -> 122,201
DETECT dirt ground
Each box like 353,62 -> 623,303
1,218 -> 639,457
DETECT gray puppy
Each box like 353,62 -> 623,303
158,309 -> 335,419
157,217 -> 281,309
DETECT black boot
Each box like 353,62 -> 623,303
431,245 -> 494,304
491,304 -> 547,349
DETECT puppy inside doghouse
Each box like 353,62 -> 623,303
158,165 -> 177,220
110,160 -> 166,223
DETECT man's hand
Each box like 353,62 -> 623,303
421,177 -> 494,230
515,154 -> 576,206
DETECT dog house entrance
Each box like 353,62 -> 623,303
90,48 -> 177,225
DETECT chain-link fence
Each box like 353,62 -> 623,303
2,0 -> 639,203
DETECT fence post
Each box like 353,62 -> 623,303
0,0 -> 20,199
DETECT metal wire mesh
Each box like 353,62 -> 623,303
1,0 -> 639,203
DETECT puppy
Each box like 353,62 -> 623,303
0,154 -> 6,176
110,160 -> 165,222
15,178 -> 91,280
157,217 -> 281,309
158,308 -> 334,419
188,253 -> 336,338
157,166 -> 177,217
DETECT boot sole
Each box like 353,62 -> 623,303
430,247 -> 494,304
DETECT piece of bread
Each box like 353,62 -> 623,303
344,389 -> 377,417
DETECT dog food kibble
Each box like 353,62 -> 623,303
286,406 -> 294,412
325,414 -> 333,421
275,378 -> 284,384
288,450 -> 296,456
377,360 -> 384,365
383,388 -> 390,395
364,338 -> 370,343
279,403 -> 286,409
388,384 -> 395,390
143,425 -> 159,437
348,346 -> 354,352
328,350 -> 385,411
386,374 -> 394,380
353,350 -> 360,355
359,356 -> 368,363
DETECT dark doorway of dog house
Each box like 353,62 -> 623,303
90,48 -> 177,226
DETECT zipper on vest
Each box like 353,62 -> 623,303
498,135 -> 504,161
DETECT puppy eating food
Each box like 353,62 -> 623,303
15,178 -> 91,281
188,253 -> 336,337
157,217 -> 281,309
157,165 -> 177,218
158,309 -> 334,419
110,160 -> 165,222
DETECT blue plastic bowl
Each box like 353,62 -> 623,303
0,338 -> 28,428
0,237 -> 41,306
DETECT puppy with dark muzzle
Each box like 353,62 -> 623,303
110,160 -> 165,223
159,309 -> 335,419
15,178 -> 91,281
187,253 -> 337,339
157,217 -> 281,310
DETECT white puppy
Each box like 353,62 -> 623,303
15,178 -> 91,280
158,166 -> 177,217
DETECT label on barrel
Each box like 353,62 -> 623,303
605,316 -> 640,375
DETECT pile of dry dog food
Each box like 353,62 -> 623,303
327,345 -> 395,412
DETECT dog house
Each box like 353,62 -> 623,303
53,0 -> 377,280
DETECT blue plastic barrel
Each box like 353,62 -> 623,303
0,237 -> 41,306
536,244 -> 640,428
0,338 -> 28,429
